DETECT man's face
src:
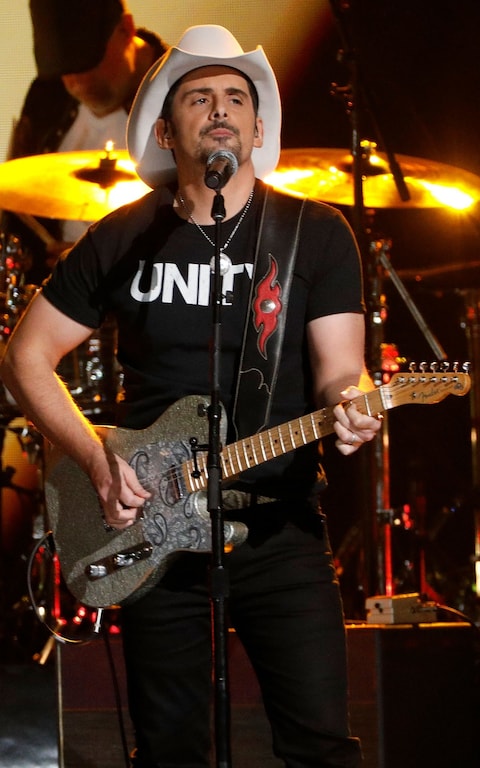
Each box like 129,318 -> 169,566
61,21 -> 133,116
157,66 -> 263,173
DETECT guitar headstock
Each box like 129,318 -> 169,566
386,362 -> 471,405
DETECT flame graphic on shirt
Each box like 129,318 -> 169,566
252,255 -> 282,358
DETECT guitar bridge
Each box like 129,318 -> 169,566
86,543 -> 153,580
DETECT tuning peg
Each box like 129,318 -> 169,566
420,361 -> 427,372
409,361 -> 416,372
440,361 -> 450,372
462,362 -> 471,374
430,362 -> 438,372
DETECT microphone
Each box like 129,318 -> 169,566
204,150 -> 238,191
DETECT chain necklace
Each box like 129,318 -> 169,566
177,188 -> 254,275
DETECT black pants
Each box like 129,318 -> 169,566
122,503 -> 362,768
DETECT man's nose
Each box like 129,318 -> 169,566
210,99 -> 228,119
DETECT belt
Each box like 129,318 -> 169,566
221,489 -> 278,510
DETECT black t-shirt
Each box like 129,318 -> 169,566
43,181 -> 364,497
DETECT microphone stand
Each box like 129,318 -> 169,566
208,189 -> 232,768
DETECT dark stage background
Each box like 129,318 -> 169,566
278,0 -> 480,617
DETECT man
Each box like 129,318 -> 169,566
7,0 -> 167,277
2,0 -> 167,415
1,24 -> 381,767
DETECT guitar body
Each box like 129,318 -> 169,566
45,395 -> 229,608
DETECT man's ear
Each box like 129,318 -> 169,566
118,12 -> 136,42
253,118 -> 264,148
155,118 -> 173,148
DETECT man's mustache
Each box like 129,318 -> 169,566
200,122 -> 240,137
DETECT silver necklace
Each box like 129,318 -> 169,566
177,188 -> 254,275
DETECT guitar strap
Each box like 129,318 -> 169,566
232,185 -> 307,439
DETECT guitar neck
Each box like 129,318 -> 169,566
184,387 -> 387,492
179,369 -> 470,493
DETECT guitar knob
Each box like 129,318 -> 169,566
87,564 -> 108,579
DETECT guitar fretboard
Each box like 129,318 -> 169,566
183,386 -> 389,491
180,370 -> 470,493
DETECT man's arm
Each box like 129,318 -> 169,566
0,293 -> 149,526
306,312 -> 382,453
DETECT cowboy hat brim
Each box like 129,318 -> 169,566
127,25 -> 282,188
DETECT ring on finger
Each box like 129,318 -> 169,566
347,430 -> 358,445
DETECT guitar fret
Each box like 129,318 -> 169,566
223,447 -> 239,477
367,389 -> 382,415
288,419 -> 305,448
241,439 -> 253,467
184,460 -> 202,492
249,438 -> 260,465
220,452 -> 228,477
379,385 -> 392,410
317,408 -> 334,437
258,435 -> 268,462
287,421 -> 296,448
234,442 -> 244,472
277,426 -> 286,453
309,412 -> 320,440
259,434 -> 273,462
183,461 -> 193,491
362,392 -> 372,417
298,417 -> 308,444
266,429 -> 276,457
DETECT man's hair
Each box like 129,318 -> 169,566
160,68 -> 259,122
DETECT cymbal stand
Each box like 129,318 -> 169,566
366,236 -> 393,595
367,235 -> 448,595
458,289 -> 480,604
329,0 -> 408,596
330,0 -> 448,596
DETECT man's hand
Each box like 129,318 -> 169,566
90,451 -> 151,529
333,385 -> 382,455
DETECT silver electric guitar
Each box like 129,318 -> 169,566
44,368 -> 471,608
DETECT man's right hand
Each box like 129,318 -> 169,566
91,451 -> 152,529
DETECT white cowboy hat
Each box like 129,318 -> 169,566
127,24 -> 282,188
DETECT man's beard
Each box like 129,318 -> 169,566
197,122 -> 242,165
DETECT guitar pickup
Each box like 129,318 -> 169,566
86,543 -> 153,580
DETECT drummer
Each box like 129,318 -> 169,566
4,0 -> 167,283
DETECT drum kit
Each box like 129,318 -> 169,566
0,148 -> 151,653
0,143 -> 479,651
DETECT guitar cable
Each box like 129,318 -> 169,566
27,532 -> 132,767
27,530 -> 102,646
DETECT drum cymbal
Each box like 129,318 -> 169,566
0,150 -> 150,221
267,147 -> 480,210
